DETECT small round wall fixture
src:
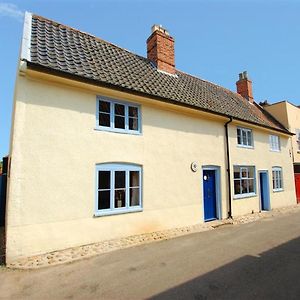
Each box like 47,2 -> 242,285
191,162 -> 198,172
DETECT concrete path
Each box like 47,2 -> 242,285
1,210 -> 300,299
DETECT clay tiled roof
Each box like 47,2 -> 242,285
23,13 -> 289,134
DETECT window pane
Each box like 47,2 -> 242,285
237,128 -> 241,144
115,116 -> 125,129
248,167 -> 254,179
115,104 -> 125,116
273,136 -> 277,149
247,131 -> 252,146
279,173 -> 283,188
98,191 -> 110,210
130,188 -> 140,206
99,100 -> 110,113
115,189 -> 126,208
115,171 -> 125,188
248,179 -> 254,193
242,130 -> 247,145
271,136 -> 274,149
99,113 -> 110,127
241,179 -> 248,193
277,171 -> 281,188
98,171 -> 110,189
129,106 -> 138,117
241,168 -> 248,178
130,171 -> 139,187
234,166 -> 240,179
234,180 -> 241,195
129,117 -> 138,131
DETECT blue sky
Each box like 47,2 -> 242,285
0,0 -> 300,158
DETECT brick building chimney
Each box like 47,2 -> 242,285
236,71 -> 254,103
147,25 -> 175,75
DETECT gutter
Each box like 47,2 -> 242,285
225,117 -> 233,219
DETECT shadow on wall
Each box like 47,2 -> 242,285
150,236 -> 300,300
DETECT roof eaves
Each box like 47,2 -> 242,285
20,11 -> 32,62
27,61 -> 293,136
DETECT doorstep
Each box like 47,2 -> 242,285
6,204 -> 300,270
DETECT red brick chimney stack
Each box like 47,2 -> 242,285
147,25 -> 175,75
236,71 -> 254,103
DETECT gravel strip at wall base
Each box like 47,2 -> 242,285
7,204 -> 300,269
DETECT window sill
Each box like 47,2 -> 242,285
94,127 -> 141,135
270,149 -> 281,153
237,144 -> 254,149
94,207 -> 143,217
233,193 -> 256,200
273,188 -> 284,193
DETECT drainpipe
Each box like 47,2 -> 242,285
225,117 -> 233,219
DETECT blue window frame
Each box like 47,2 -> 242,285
96,96 -> 141,134
95,163 -> 142,216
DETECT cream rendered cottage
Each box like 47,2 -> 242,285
262,100 -> 300,202
5,13 -> 296,263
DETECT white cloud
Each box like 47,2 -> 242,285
0,2 -> 24,22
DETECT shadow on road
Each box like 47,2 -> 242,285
150,236 -> 300,300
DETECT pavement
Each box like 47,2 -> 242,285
1,210 -> 300,299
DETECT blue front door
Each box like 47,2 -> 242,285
203,170 -> 217,221
260,172 -> 270,211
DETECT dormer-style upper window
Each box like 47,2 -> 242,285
96,96 -> 141,134
237,127 -> 253,148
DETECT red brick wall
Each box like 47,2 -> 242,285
147,30 -> 175,74
236,79 -> 254,103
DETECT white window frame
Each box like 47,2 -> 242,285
269,135 -> 281,152
95,163 -> 142,216
233,165 -> 256,199
272,167 -> 283,192
96,96 -> 141,135
237,127 -> 254,148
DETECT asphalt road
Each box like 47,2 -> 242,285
1,211 -> 300,300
